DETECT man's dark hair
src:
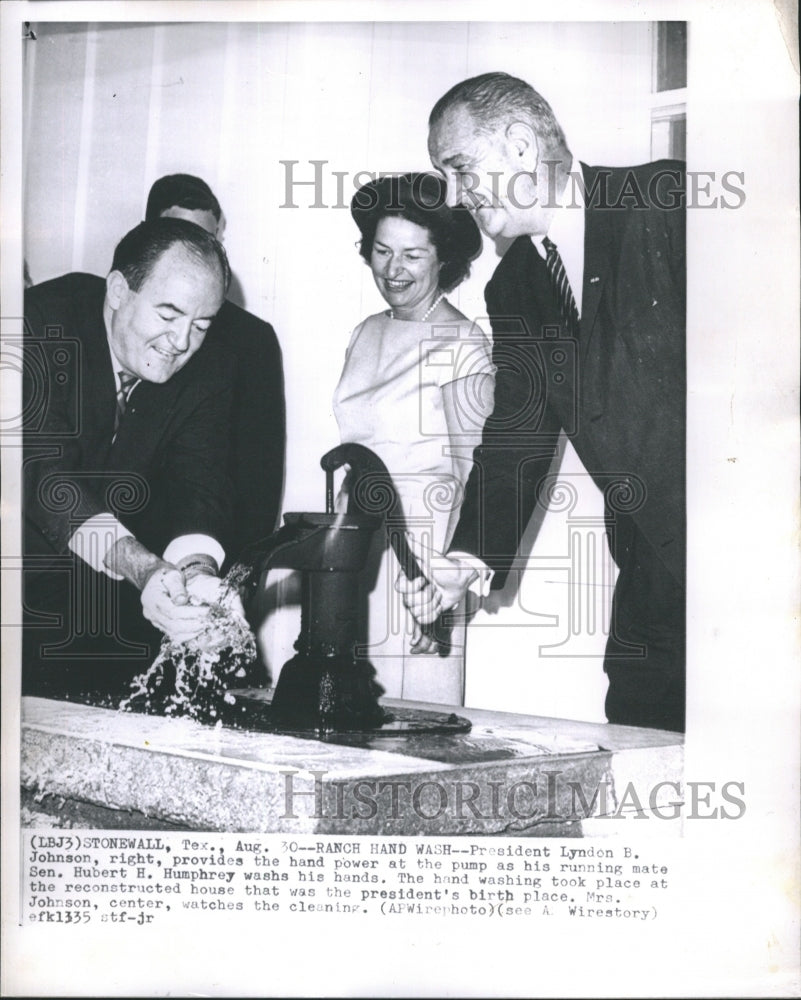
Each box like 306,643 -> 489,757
429,71 -> 569,157
111,218 -> 231,292
145,173 -> 222,223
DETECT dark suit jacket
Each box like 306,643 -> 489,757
23,273 -> 235,566
450,161 -> 685,604
211,299 -> 285,562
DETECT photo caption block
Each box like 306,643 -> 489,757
22,832 -> 674,926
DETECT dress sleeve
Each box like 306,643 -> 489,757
434,319 -> 496,463
341,321 -> 365,364
435,321 -> 496,548
433,320 -> 495,386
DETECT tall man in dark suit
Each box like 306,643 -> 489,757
402,72 -> 685,732
145,174 -> 285,561
23,218 -> 241,700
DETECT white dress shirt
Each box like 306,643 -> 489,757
531,155 -> 585,318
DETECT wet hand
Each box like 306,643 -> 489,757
184,572 -> 224,606
140,564 -> 212,643
184,573 -> 247,621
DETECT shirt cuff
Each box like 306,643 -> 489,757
163,534 -> 225,573
69,514 -> 134,580
447,551 -> 494,597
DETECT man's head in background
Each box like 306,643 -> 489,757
145,173 -> 225,239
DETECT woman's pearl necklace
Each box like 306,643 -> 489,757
390,292 -> 446,322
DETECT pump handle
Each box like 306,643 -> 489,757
321,444 -> 445,644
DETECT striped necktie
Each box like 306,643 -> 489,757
542,236 -> 580,336
113,372 -> 137,439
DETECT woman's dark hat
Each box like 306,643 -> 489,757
351,172 -> 482,261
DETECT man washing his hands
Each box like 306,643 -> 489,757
23,218 -> 244,701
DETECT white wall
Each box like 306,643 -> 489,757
24,19 -> 655,721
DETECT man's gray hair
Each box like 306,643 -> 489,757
429,71 -> 569,155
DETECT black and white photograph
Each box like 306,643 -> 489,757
1,1 -> 798,996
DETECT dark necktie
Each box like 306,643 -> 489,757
542,236 -> 580,336
113,372 -> 137,439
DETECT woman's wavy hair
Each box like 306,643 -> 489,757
352,172 -> 482,292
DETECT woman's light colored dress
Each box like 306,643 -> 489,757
333,309 -> 495,703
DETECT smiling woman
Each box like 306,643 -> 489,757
369,217 -> 441,321
332,173 -> 494,705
